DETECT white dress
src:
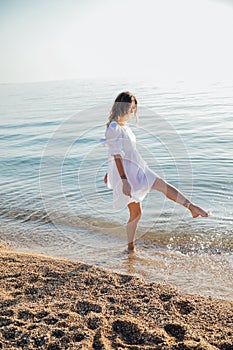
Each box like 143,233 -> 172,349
105,121 -> 158,209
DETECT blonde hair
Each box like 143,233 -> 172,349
106,91 -> 138,127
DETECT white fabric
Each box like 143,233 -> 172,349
105,121 -> 158,208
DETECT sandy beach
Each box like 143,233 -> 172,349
0,242 -> 232,350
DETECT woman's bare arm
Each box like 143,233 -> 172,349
113,155 -> 127,178
114,155 -> 131,197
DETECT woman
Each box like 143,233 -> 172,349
105,91 -> 210,251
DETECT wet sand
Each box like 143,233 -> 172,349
0,242 -> 232,349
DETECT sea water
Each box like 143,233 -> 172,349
0,79 -> 232,299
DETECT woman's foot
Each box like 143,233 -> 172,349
128,241 -> 135,252
189,203 -> 210,218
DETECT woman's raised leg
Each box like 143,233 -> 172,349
127,202 -> 142,251
151,178 -> 209,218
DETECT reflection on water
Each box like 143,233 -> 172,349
118,247 -> 233,300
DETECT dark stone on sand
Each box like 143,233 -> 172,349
146,333 -> 164,345
85,276 -> 96,286
73,333 -> 85,342
119,274 -> 133,284
60,335 -> 70,345
164,324 -> 186,341
136,293 -> 147,299
28,324 -> 37,330
24,286 -> 39,295
13,320 -> 25,327
112,319 -> 164,346
219,344 -> 233,350
51,329 -> 66,338
0,317 -> 12,327
17,309 -> 34,320
160,293 -> 173,302
42,269 -> 61,279
75,300 -> 102,316
47,342 -> 61,350
92,330 -> 105,350
29,275 -> 39,283
129,304 -> 141,313
109,305 -> 125,316
87,316 -> 102,330
32,335 -> 47,347
143,297 -> 150,303
35,310 -> 49,319
0,309 -> 14,317
44,317 -> 59,325
57,321 -> 68,328
176,301 -> 195,315
164,302 -> 171,311
107,296 -> 116,303
0,299 -> 18,308
1,326 -> 21,340
14,282 -> 23,289
16,333 -> 31,347
112,319 -> 144,345
100,286 -> 110,294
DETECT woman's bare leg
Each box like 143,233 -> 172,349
127,202 -> 142,251
151,178 -> 209,218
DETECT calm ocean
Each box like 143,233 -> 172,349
0,79 -> 232,299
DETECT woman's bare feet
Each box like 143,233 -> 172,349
189,203 -> 210,218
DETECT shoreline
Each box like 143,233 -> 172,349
0,242 -> 232,349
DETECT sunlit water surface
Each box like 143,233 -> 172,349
0,79 -> 232,299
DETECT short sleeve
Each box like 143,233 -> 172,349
105,121 -> 125,157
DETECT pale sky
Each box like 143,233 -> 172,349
0,0 -> 233,83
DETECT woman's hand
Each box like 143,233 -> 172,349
122,179 -> 132,197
